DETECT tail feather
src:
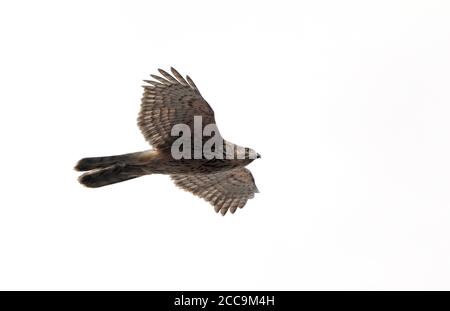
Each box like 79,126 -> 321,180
78,165 -> 141,188
75,152 -> 141,171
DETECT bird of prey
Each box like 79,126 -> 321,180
75,68 -> 260,215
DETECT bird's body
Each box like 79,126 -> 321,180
75,68 -> 260,215
77,148 -> 251,177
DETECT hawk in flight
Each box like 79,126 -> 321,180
75,68 -> 260,215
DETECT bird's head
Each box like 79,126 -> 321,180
219,141 -> 260,164
233,146 -> 261,163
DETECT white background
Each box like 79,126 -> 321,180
0,0 -> 449,290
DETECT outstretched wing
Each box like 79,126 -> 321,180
138,67 -> 219,151
171,168 -> 259,215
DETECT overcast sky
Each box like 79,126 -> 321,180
0,0 -> 449,290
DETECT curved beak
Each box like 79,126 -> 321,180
257,153 -> 261,159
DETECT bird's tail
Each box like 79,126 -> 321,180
75,152 -> 142,171
75,151 -> 150,188
78,164 -> 143,188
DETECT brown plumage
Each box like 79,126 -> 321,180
75,68 -> 260,215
